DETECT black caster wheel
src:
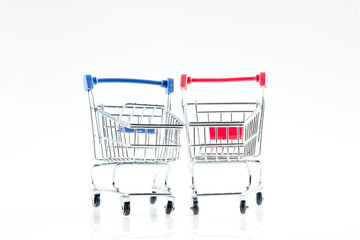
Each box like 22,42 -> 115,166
150,191 -> 157,204
122,202 -> 131,216
165,201 -> 174,215
92,193 -> 100,208
240,200 -> 247,214
256,192 -> 263,206
191,198 -> 199,215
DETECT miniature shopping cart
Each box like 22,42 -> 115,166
84,75 -> 183,215
181,72 -> 266,215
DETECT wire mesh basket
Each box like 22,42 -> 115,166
184,101 -> 263,162
94,103 -> 183,162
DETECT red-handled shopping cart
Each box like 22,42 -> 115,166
181,72 -> 266,214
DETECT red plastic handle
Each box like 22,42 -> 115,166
180,72 -> 266,90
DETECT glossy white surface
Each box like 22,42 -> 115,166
1,196 -> 359,240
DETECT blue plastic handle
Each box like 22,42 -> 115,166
83,75 -> 174,94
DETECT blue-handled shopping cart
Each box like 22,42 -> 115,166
84,75 -> 184,215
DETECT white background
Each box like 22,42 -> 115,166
0,0 -> 359,239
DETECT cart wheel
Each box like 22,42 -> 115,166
256,192 -> 263,206
191,199 -> 199,215
92,193 -> 100,208
150,191 -> 157,204
122,202 -> 131,216
165,201 -> 174,215
240,200 -> 247,214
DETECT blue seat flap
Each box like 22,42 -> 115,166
120,126 -> 155,134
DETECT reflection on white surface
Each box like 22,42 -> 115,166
91,205 -> 176,239
90,205 -> 263,240
191,208 -> 263,240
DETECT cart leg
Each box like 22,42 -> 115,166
244,161 -> 252,191
150,164 -> 172,204
246,159 -> 263,188
258,160 -> 263,188
112,163 -> 122,192
91,162 -> 120,208
91,165 -> 96,188
151,164 -> 172,191
152,165 -> 164,187
188,161 -> 199,215
245,159 -> 264,206
91,162 -> 119,190
188,161 -> 197,197
164,163 -> 172,189
255,160 -> 264,205
111,163 -> 130,197
150,165 -> 163,203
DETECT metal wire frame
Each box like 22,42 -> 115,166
87,89 -> 184,206
88,91 -> 183,163
182,88 -> 265,204
184,102 -> 264,162
91,162 -> 175,200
